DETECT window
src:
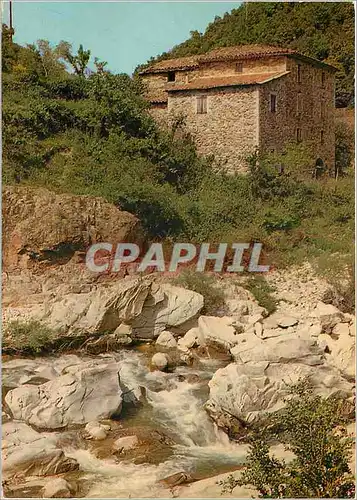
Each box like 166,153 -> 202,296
167,71 -> 175,82
320,101 -> 324,119
321,71 -> 325,88
320,130 -> 324,144
196,95 -> 207,114
235,62 -> 243,73
270,94 -> 277,113
297,93 -> 302,116
297,64 -> 302,84
296,128 -> 302,143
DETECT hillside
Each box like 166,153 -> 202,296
1,18 -> 354,282
144,2 -> 354,108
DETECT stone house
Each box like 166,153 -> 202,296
139,45 -> 336,174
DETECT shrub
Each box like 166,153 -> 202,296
172,270 -> 225,314
244,275 -> 277,314
3,319 -> 56,353
220,381 -> 355,498
335,122 -> 354,178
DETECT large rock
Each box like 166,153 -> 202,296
132,284 -> 204,339
207,361 -> 354,425
42,478 -> 72,498
156,331 -> 177,349
2,185 -> 144,269
318,332 -> 355,381
310,302 -> 344,333
3,278 -> 153,344
231,332 -> 324,366
177,327 -> 204,350
5,359 -> 123,429
2,421 -> 78,479
151,352 -> 169,371
113,435 -> 139,453
198,316 -> 241,351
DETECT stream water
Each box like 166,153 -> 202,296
4,349 -> 248,498
67,350 -> 247,498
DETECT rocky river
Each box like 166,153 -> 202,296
2,187 -> 355,498
3,347 -> 256,498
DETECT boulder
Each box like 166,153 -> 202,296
207,361 -> 354,425
85,421 -> 111,441
2,185 -> 144,269
45,278 -> 152,335
5,360 -> 122,429
231,332 -> 324,366
113,435 -> 139,453
177,327 -> 203,350
151,353 -> 169,371
114,323 -> 133,337
42,478 -> 71,498
3,278 -> 153,344
318,333 -> 355,380
198,316 -> 241,351
156,331 -> 177,349
311,302 -> 344,333
132,284 -> 204,339
2,422 -> 78,479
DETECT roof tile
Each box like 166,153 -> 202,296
199,44 -> 297,63
166,72 -> 289,92
140,55 -> 199,74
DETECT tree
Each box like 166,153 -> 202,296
335,122 -> 354,179
94,57 -> 109,75
32,39 -> 69,78
220,381 -> 355,498
64,44 -> 91,76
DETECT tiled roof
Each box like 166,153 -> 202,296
199,44 -> 297,62
140,44 -> 337,75
139,56 -> 199,74
166,71 -> 290,92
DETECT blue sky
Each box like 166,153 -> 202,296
3,1 -> 241,74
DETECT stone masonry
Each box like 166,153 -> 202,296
140,45 -> 336,174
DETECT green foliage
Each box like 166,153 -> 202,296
220,381 -> 355,498
335,122 -> 354,178
172,270 -> 225,314
244,275 -> 277,314
3,320 -> 57,354
63,43 -> 91,76
148,2 -> 354,107
2,30 -> 354,278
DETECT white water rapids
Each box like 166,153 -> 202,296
65,350 -> 247,498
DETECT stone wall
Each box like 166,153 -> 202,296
259,58 -> 335,173
142,54 -> 335,175
168,87 -> 259,173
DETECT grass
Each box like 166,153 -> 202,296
172,269 -> 225,315
3,319 -> 57,354
244,275 -> 278,314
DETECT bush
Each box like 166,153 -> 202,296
335,122 -> 354,178
244,275 -> 277,314
172,270 -> 225,314
220,381 -> 355,498
3,320 -> 56,353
